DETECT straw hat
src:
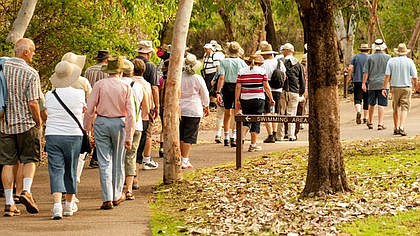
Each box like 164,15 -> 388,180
372,39 -> 387,51
256,43 -> 278,55
61,52 -> 86,69
394,43 -> 411,56
50,61 -> 82,88
136,40 -> 154,54
359,44 -> 370,51
246,54 -> 264,64
123,59 -> 134,74
225,41 -> 243,58
101,56 -> 130,74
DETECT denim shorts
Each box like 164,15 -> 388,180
46,135 -> 82,194
368,89 -> 388,106
0,126 -> 41,165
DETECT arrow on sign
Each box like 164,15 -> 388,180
245,116 -> 251,122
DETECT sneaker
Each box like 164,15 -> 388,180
214,135 -> 222,144
230,138 -> 237,148
19,190 -> 39,214
248,145 -> 262,152
356,112 -> 361,124
224,139 -> 229,146
142,160 -> 158,170
181,160 -> 193,169
4,204 -> 21,217
63,202 -> 77,216
100,201 -> 113,210
393,128 -> 400,135
51,206 -> 63,220
263,135 -> 275,143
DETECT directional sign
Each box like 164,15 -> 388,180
235,115 -> 309,123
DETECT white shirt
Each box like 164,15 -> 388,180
262,58 -> 286,92
45,87 -> 85,136
180,72 -> 210,117
121,77 -> 144,131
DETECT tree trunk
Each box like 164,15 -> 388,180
334,10 -> 356,67
6,0 -> 38,44
163,0 -> 194,184
260,0 -> 279,50
218,3 -> 234,41
366,0 -> 378,46
296,0 -> 351,197
408,17 -> 420,57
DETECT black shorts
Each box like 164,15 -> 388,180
180,116 -> 201,144
264,91 -> 281,113
221,83 -> 236,109
0,127 -> 41,165
240,99 -> 264,133
353,82 -> 368,110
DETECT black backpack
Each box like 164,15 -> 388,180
269,58 -> 285,89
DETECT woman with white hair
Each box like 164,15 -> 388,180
179,54 -> 210,169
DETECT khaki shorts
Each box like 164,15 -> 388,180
0,127 -> 41,165
125,130 -> 142,176
391,87 -> 412,112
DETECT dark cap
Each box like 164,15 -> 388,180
96,50 -> 109,60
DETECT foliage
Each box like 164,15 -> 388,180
150,137 -> 420,234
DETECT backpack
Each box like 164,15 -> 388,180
0,57 -> 9,119
269,58 -> 285,89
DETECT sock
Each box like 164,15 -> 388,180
54,202 -> 62,209
216,130 -> 222,137
23,178 -> 33,193
5,189 -> 14,205
143,156 -> 151,163
65,202 -> 72,209
224,132 -> 229,140
182,157 -> 189,164
232,130 -> 237,140
355,104 -> 362,113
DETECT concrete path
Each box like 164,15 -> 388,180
1,98 -> 420,235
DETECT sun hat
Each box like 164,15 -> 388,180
359,44 -> 370,51
61,52 -> 86,69
101,56 -> 130,74
95,50 -> 109,60
203,43 -> 213,49
184,53 -> 201,74
225,41 -> 244,58
246,54 -> 264,64
282,43 -> 295,53
136,40 -> 154,54
394,43 -> 411,56
209,40 -> 218,46
123,59 -> 134,74
372,39 -> 387,51
256,43 -> 278,55
50,61 -> 82,88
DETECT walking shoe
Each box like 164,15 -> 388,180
399,128 -> 407,136
126,191 -> 135,200
51,206 -> 63,220
89,160 -> 99,168
393,128 -> 400,135
142,160 -> 159,170
214,135 -> 222,144
363,118 -> 367,124
112,193 -> 126,206
181,160 -> 193,169
230,138 -> 237,148
100,201 -> 113,210
19,190 -> 39,214
248,145 -> 262,152
63,201 -> 78,216
263,135 -> 275,143
356,112 -> 361,124
4,204 -> 20,217
224,139 -> 229,146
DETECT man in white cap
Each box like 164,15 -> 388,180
362,39 -> 391,131
382,43 -> 418,136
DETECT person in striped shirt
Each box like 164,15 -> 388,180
235,55 -> 275,152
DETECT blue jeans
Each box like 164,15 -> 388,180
46,135 -> 82,194
94,116 -> 126,202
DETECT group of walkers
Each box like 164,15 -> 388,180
349,39 -> 418,136
0,36 -> 417,221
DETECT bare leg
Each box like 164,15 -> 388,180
368,105 -> 375,124
180,141 -> 192,158
378,105 -> 385,125
399,110 -> 408,129
393,110 -> 399,129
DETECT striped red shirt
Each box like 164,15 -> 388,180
237,66 -> 267,100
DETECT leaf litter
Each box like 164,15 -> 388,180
152,138 -> 420,235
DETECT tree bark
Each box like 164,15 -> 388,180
366,0 -> 378,46
408,17 -> 420,57
218,3 -> 234,41
163,0 -> 194,184
296,0 -> 351,197
6,0 -> 38,44
260,0 -> 279,50
334,10 -> 356,67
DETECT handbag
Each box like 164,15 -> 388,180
52,90 -> 92,154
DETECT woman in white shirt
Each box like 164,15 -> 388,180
44,60 -> 85,220
179,54 -> 210,169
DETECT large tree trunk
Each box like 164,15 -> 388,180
296,0 -> 350,197
260,0 -> 279,50
218,2 -> 234,41
163,0 -> 194,184
408,17 -> 420,57
334,10 -> 356,67
366,0 -> 378,46
6,0 -> 37,44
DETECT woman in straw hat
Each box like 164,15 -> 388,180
179,54 -> 210,169
235,54 -> 275,152
44,60 -> 85,219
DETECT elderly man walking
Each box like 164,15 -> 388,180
382,43 -> 418,136
0,38 -> 42,216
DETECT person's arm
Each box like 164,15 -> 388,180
28,100 -> 42,128
382,75 -> 390,97
151,85 -> 159,120
362,72 -> 368,92
234,82 -> 242,113
216,74 -> 225,105
263,81 -> 275,106
348,64 -> 354,83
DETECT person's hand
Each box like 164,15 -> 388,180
270,99 -> 275,107
362,83 -> 367,92
152,107 -> 159,120
216,93 -> 223,105
125,141 -> 132,151
235,100 -> 241,113
382,89 -> 387,97
203,106 -> 209,117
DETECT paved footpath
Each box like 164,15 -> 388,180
2,98 -> 420,235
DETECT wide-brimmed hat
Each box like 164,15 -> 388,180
136,40 -> 154,54
359,44 -> 370,51
209,40 -> 218,46
123,59 -> 134,74
214,44 -> 223,51
50,61 -> 82,88
246,54 -> 264,64
61,52 -> 86,69
225,41 -> 244,58
203,43 -> 213,49
101,56 -> 130,74
95,50 -> 109,60
256,43 -> 278,55
394,43 -> 411,55
372,39 -> 387,51
184,53 -> 202,72
282,43 -> 295,53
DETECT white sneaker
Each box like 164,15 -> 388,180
142,160 -> 158,170
181,160 -> 193,169
51,206 -> 63,220
63,202 -> 77,216
248,145 -> 262,152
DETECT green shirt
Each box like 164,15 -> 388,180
219,58 -> 247,83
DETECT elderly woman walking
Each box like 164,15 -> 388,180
179,54 -> 210,169
44,60 -> 86,219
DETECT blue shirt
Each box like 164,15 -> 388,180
350,53 -> 368,82
385,56 -> 418,87
219,58 -> 247,83
363,51 -> 391,90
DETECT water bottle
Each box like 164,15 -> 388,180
270,105 -> 275,114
